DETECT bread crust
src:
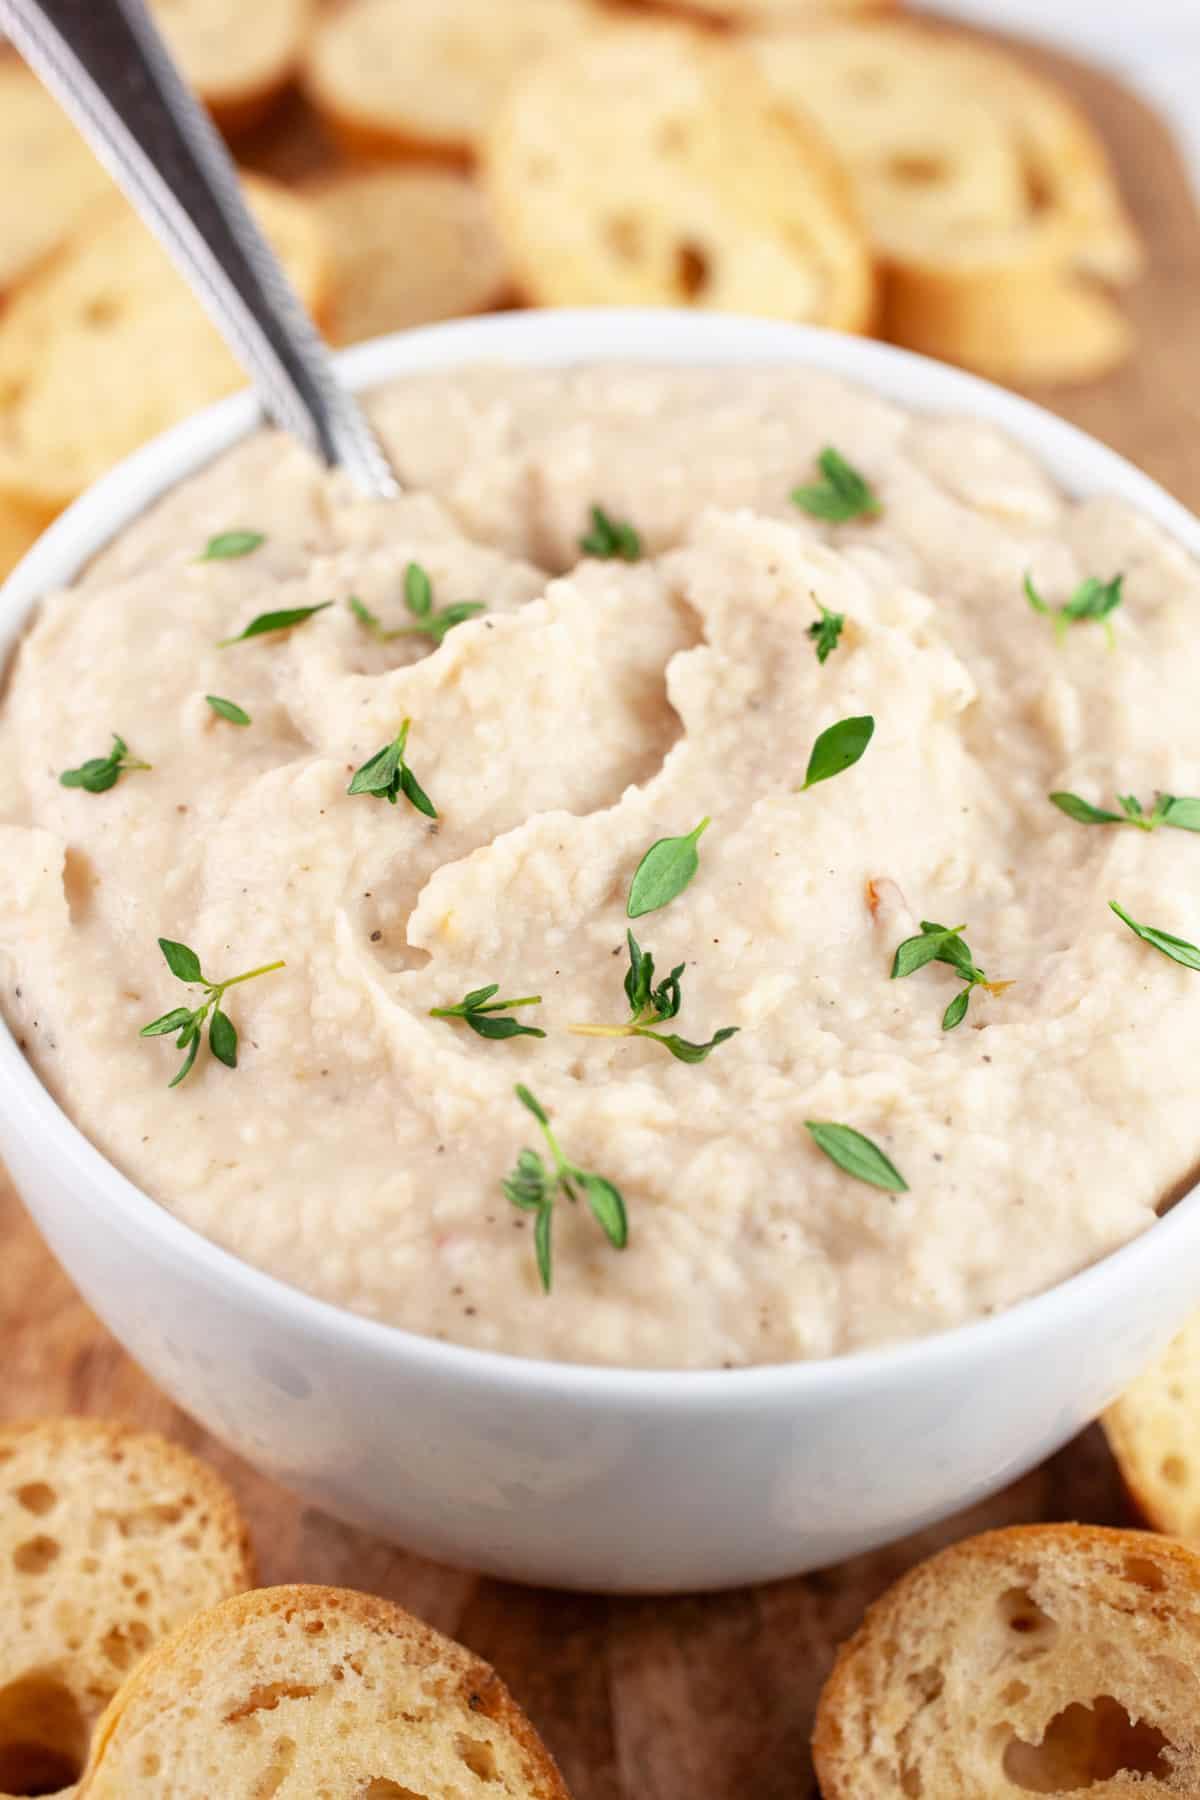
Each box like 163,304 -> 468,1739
1105,1315 -> 1200,1541
79,1584 -> 571,1798
814,1523 -> 1200,1798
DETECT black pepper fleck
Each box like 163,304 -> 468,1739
370,930 -> 382,943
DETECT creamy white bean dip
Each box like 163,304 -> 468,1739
2,366 -> 1198,1368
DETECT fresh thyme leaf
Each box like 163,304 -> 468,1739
805,1121 -> 908,1192
580,505 -> 642,561
1109,900 -> 1200,972
1051,789 -> 1200,834
158,938 -> 205,984
941,989 -> 971,1032
199,530 -> 264,561
430,986 -> 546,1041
890,923 -> 968,980
1025,572 -> 1124,646
140,939 -> 284,1087
349,595 -> 382,633
791,448 -> 881,524
573,930 -> 736,1061
809,602 -> 845,664
60,733 -> 151,794
219,600 -> 331,646
405,561 -> 433,618
205,695 -> 251,727
1163,797 -> 1200,833
502,1086 -> 629,1292
639,1026 -> 740,1064
627,818 -> 710,919
348,718 -> 438,817
801,714 -> 875,791
208,1008 -> 238,1068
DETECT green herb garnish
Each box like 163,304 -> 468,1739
571,930 -> 737,1063
1050,790 -> 1200,833
627,818 -> 710,919
891,918 -> 1012,1031
350,563 -> 486,646
59,733 -> 151,795
809,601 -> 845,664
791,448 -> 881,524
140,937 -> 284,1088
430,985 -> 545,1040
801,714 -> 875,791
502,1084 -> 628,1292
1024,572 -> 1124,647
205,695 -> 251,727
218,600 -> 331,646
198,530 -> 264,561
579,506 -> 641,561
347,717 -> 437,817
1109,901 -> 1200,972
805,1121 -> 908,1192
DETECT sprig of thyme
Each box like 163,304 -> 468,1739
502,1085 -> 628,1292
1050,790 -> 1200,833
430,985 -> 545,1040
347,718 -> 437,817
791,449 -> 881,524
59,734 -> 150,794
579,506 -> 641,561
349,562 -> 486,646
570,931 -> 738,1063
891,919 -> 1012,1031
140,937 -> 284,1088
1025,571 -> 1124,647
809,601 -> 845,664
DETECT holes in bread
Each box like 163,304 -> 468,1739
996,1586 -> 1058,1648
100,1620 -> 152,1671
0,1675 -> 87,1797
251,1734 -> 296,1799
887,154 -> 950,189
12,1537 -> 60,1577
1162,1455 -> 1188,1488
604,214 -> 645,265
224,1682 -> 319,1724
1002,1695 -> 1172,1792
14,1485 -> 56,1519
673,242 -> 712,303
456,1735 -> 499,1780
361,1783 -> 429,1799
1023,164 -> 1055,219
1123,1554 -> 1167,1594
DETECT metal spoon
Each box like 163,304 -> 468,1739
0,0 -> 399,499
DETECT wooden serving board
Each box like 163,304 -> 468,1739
2,28 -> 1198,1799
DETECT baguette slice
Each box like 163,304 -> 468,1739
747,20 -> 1142,382
149,0 -> 316,136
0,497 -> 47,584
304,0 -> 601,164
1105,1313 -> 1200,1542
0,1418 -> 253,1798
79,1585 -> 570,1798
814,1523 -> 1200,1797
0,176 -> 327,514
313,168 -> 510,345
0,61 -> 116,293
483,21 -> 874,330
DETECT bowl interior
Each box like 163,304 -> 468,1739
3,307 -> 1200,1400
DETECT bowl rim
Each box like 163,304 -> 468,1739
3,305 -> 1200,1404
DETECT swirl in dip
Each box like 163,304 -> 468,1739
2,366 -> 1198,1369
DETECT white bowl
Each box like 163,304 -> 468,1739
3,311 -> 1200,1594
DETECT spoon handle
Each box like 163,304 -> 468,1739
0,0 -> 399,498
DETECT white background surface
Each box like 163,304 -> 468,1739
939,1 -> 1200,182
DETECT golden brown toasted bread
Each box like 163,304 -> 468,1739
483,20 -> 875,329
313,166 -> 510,344
0,61 -> 116,294
148,0 -> 316,136
79,1584 -> 571,1798
0,1418 -> 253,1799
0,175 -> 328,514
1105,1313 -> 1200,1542
747,20 -> 1142,383
304,0 -> 602,164
814,1523 -> 1200,1797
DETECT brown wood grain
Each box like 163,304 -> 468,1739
1,30 -> 1197,1799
